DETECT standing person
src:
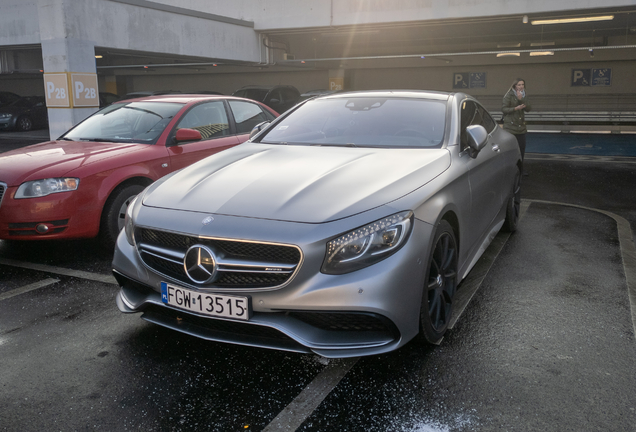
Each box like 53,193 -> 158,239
502,78 -> 531,173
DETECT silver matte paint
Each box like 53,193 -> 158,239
113,90 -> 521,357
143,144 -> 451,223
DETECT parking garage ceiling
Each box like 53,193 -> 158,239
87,6 -> 636,76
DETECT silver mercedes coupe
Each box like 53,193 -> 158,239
112,90 -> 522,358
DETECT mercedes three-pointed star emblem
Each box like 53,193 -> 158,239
183,245 -> 218,284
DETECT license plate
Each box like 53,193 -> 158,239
161,282 -> 251,321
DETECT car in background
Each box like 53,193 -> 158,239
0,96 -> 48,132
99,92 -> 121,108
297,89 -> 340,102
0,94 -> 278,248
0,91 -> 21,108
112,90 -> 522,357
232,85 -> 300,113
120,90 -> 182,100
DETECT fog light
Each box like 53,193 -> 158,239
36,224 -> 49,234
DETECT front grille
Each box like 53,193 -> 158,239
0,182 -> 6,209
137,228 -> 302,289
8,219 -> 69,236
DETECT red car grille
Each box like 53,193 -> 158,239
8,219 -> 69,236
0,182 -> 5,208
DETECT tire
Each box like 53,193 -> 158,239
100,184 -> 145,249
16,116 -> 33,132
420,219 -> 458,344
502,168 -> 521,233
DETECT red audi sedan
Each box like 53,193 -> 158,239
0,94 -> 278,248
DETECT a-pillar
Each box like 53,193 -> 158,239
39,0 -> 99,140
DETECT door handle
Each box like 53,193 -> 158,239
492,144 -> 501,152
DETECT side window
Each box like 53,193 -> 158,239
477,104 -> 496,132
281,88 -> 298,104
229,100 -> 270,134
175,101 -> 229,140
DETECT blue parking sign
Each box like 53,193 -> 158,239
592,68 -> 612,86
453,73 -> 469,89
571,69 -> 591,86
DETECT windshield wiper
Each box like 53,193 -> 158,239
122,106 -> 162,118
78,137 -> 128,143
310,142 -> 358,148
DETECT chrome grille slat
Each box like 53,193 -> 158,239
137,228 -> 302,290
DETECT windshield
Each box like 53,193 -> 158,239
61,101 -> 183,143
259,97 -> 446,148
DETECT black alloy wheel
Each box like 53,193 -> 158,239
100,183 -> 145,249
16,116 -> 33,132
420,219 -> 458,344
502,168 -> 521,233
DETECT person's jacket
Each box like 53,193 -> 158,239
501,89 -> 532,135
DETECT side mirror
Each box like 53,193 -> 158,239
249,121 -> 270,140
465,125 -> 488,158
175,128 -> 202,142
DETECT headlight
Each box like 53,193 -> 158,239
0,113 -> 12,118
322,211 -> 413,275
15,178 -> 80,198
124,195 -> 138,246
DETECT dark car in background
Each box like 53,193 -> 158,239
99,92 -> 121,108
0,96 -> 48,132
232,85 -> 300,114
0,91 -> 21,108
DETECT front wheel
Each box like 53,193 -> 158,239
16,116 -> 33,131
100,184 -> 145,249
502,168 -> 521,233
420,220 -> 458,344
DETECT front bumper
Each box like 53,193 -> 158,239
112,207 -> 435,357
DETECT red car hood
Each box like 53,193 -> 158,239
0,140 -> 148,186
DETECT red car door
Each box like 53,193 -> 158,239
167,100 -> 240,171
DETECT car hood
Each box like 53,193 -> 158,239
0,140 -> 149,186
143,143 -> 450,223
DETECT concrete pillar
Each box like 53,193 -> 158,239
38,0 -> 99,140
328,69 -> 346,91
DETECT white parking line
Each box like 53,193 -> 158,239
262,357 -> 359,431
0,258 -> 117,285
0,277 -> 60,301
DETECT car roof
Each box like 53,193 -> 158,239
316,90 -> 455,101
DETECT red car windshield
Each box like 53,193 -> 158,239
61,102 -> 183,143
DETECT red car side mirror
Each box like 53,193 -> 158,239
175,128 -> 202,142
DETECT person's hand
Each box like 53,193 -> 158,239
515,104 -> 526,111
516,90 -> 523,99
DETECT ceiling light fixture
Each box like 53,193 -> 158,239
531,41 -> 555,46
531,15 -> 614,25
95,55 -> 103,59
497,42 -> 521,48
497,52 -> 521,57
522,15 -> 528,24
530,51 -> 554,56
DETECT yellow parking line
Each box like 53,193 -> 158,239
0,278 -> 60,301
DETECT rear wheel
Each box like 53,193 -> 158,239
100,184 -> 145,249
16,116 -> 33,131
420,220 -> 458,344
502,168 -> 521,233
